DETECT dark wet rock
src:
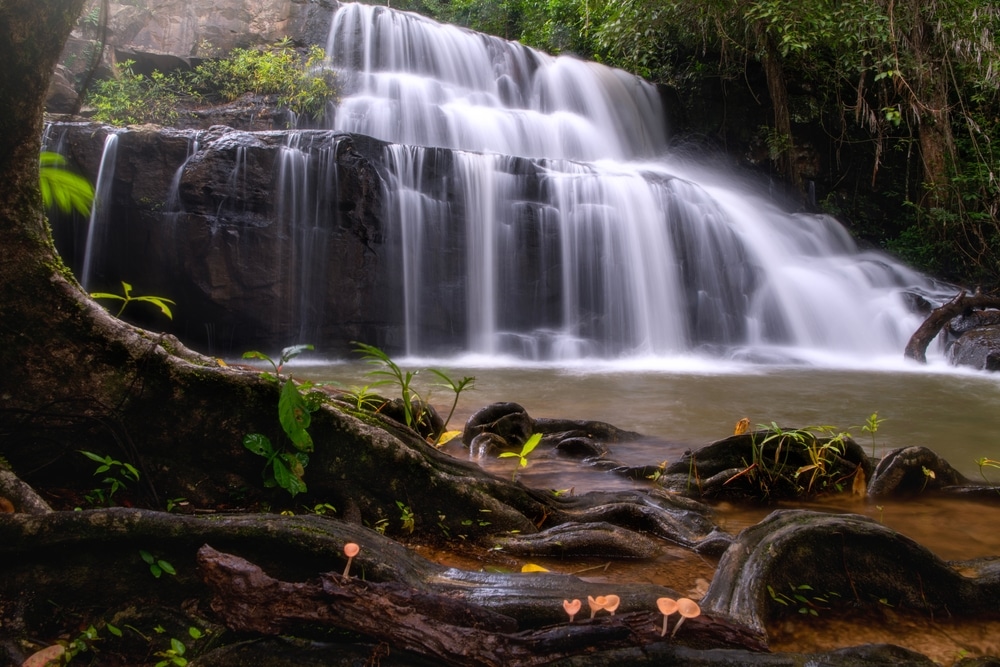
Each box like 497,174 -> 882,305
949,310 -> 1000,334
660,430 -> 871,501
868,446 -> 971,496
702,510 -> 1000,638
468,432 -> 510,456
534,418 -> 643,442
46,122 -> 389,355
549,490 -> 732,556
463,402 -> 533,448
947,325 -> 1000,371
553,436 -> 608,459
497,521 -> 662,559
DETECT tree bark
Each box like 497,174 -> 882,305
196,545 -> 766,667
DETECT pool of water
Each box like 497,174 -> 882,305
296,357 -> 1000,480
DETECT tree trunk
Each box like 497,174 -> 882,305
757,31 -> 801,194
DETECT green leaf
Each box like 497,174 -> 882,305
170,637 -> 186,655
243,433 -> 274,457
158,559 -> 176,576
279,379 -> 314,452
521,433 -> 542,457
140,549 -> 155,565
498,452 -> 519,459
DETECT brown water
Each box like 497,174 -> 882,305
299,360 -> 1000,663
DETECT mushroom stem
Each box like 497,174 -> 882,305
342,542 -> 360,578
661,615 -> 670,637
670,616 -> 686,637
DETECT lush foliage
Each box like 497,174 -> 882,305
86,42 -> 336,126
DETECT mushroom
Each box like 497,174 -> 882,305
342,542 -> 360,578
656,597 -> 678,636
602,594 -> 621,616
587,594 -> 621,618
671,597 -> 701,637
563,598 -> 582,623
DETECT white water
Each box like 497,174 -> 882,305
80,132 -> 119,291
323,3 -> 949,363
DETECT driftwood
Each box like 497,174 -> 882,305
904,290 -> 1000,362
197,545 -> 767,667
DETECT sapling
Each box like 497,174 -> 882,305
498,433 -> 542,480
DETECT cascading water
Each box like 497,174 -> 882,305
80,132 -> 119,291
323,3 -> 944,362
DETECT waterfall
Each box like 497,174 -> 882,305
322,2 -> 945,362
80,133 -> 119,291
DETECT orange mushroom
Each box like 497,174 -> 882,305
671,597 -> 701,637
656,597 -> 678,636
563,598 -> 582,623
602,594 -> 621,615
342,542 -> 360,578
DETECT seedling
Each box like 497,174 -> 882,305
91,281 -> 175,320
499,433 -> 542,480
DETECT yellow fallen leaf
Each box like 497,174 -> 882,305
852,466 -> 867,496
435,430 -> 463,446
521,563 -> 550,573
216,358 -> 228,367
734,417 -> 750,435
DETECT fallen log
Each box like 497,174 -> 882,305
197,545 -> 767,667
904,290 -> 1000,363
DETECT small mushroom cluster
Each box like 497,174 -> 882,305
562,594 -> 620,622
656,597 -> 701,637
562,593 -> 701,639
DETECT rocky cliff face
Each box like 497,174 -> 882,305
49,0 -> 338,113
48,122 -> 395,355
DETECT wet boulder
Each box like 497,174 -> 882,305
947,325 -> 1000,371
463,402 -> 534,448
867,446 -> 970,496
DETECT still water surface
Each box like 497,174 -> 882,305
299,357 -> 1000,480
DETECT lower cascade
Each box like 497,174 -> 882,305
50,2 -> 951,363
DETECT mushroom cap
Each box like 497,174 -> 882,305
343,542 -> 360,558
676,597 -> 701,618
656,597 -> 678,615
563,599 -> 582,615
601,594 -> 621,613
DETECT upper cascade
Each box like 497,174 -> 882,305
324,2 -> 667,161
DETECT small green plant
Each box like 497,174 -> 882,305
498,433 -> 542,480
861,412 -> 884,459
307,502 -> 337,515
426,368 -> 475,440
351,342 -> 475,443
396,500 -> 415,533
40,151 -> 94,216
140,549 -> 177,579
165,497 -> 188,512
354,342 -> 423,430
91,281 -> 176,320
242,344 -> 317,497
79,450 -> 139,505
975,457 -> 1000,490
768,583 -> 840,616
153,627 -> 206,667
